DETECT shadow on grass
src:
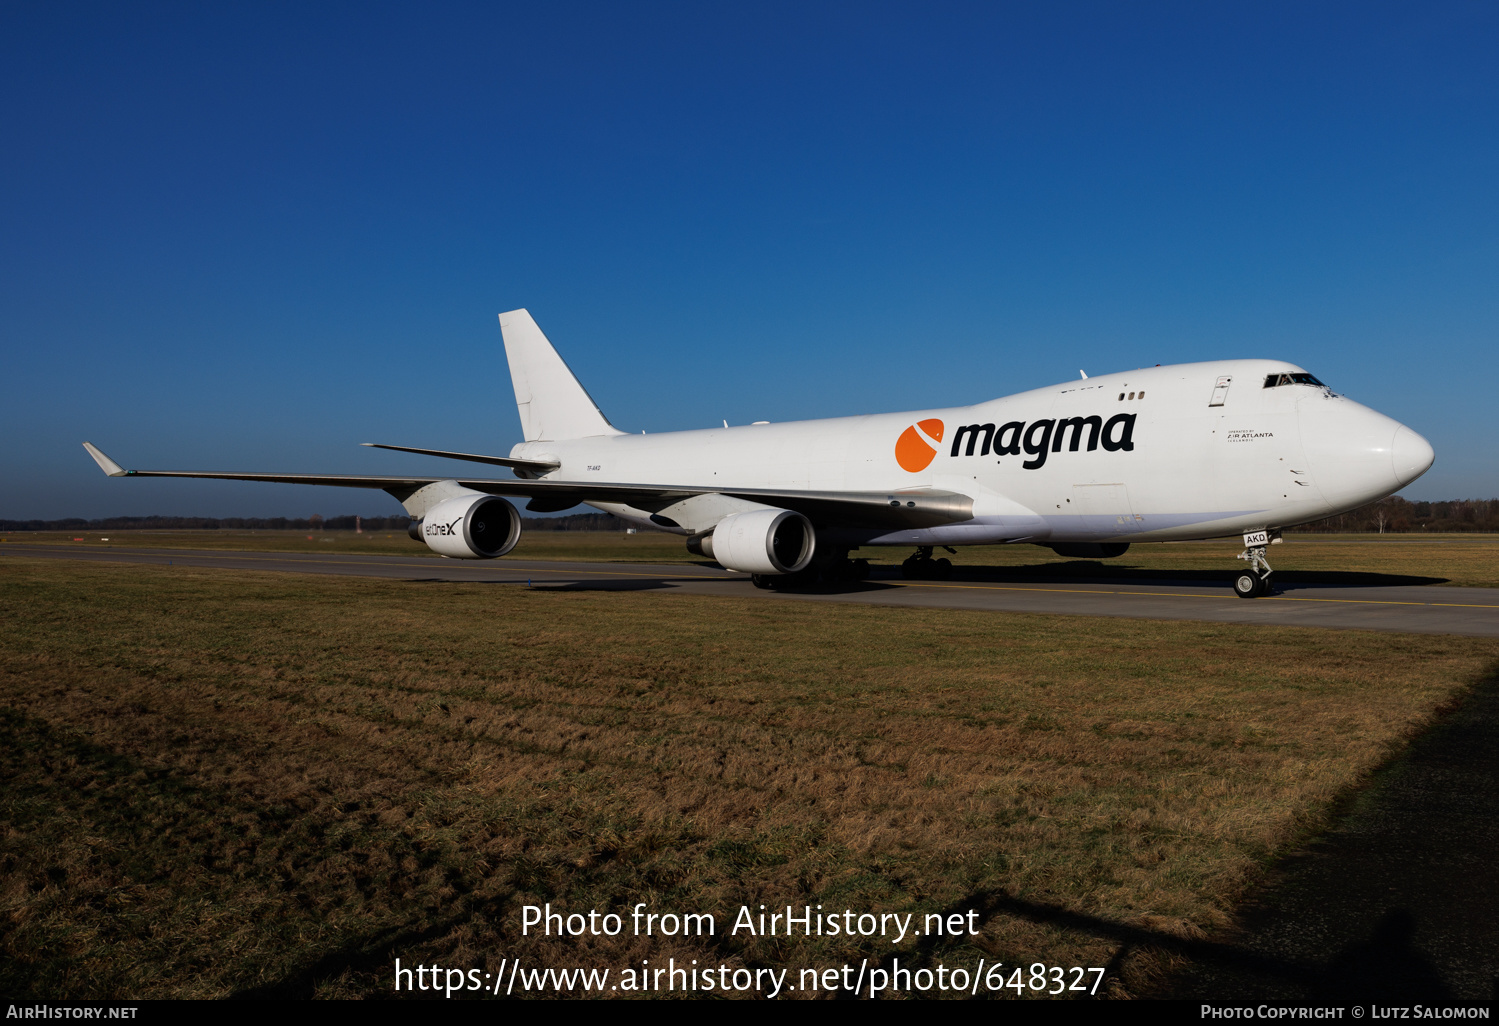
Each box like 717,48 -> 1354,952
0,709 -> 513,1002
913,894 -> 1457,1001
228,910 -> 488,999
913,661 -> 1499,1001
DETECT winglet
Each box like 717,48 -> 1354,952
82,442 -> 128,477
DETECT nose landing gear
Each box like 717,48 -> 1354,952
1234,531 -> 1277,598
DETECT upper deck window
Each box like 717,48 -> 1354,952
1263,372 -> 1326,388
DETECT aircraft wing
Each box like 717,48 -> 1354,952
82,443 -> 973,530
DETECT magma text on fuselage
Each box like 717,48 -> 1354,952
948,413 -> 1136,470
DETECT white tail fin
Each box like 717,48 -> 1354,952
498,309 -> 624,442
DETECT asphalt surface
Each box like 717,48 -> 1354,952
7,543 -> 1499,637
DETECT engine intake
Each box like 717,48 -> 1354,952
419,494 -> 522,558
710,508 -> 815,574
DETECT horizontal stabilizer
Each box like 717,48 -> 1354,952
361,442 -> 559,473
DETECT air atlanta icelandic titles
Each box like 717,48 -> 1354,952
521,903 -> 982,946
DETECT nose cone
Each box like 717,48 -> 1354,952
1297,398 -> 1414,510
1392,425 -> 1435,487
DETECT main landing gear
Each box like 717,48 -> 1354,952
901,546 -> 955,580
751,551 -> 871,590
1234,532 -> 1277,598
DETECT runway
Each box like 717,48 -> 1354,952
10,543 -> 1499,637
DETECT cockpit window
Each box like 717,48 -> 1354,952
1263,372 -> 1326,389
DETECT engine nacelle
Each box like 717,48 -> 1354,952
710,508 -> 815,574
420,494 -> 522,558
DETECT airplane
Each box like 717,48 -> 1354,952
83,309 -> 1434,599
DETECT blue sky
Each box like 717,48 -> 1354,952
4,1 -> 1496,519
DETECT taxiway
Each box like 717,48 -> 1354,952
9,544 -> 1499,637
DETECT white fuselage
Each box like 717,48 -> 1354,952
510,359 -> 1433,547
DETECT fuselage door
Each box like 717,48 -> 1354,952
1209,375 -> 1232,407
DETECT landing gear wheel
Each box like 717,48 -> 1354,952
1235,537 -> 1276,599
1233,572 -> 1262,599
900,547 -> 954,580
902,547 -> 949,580
751,574 -> 776,590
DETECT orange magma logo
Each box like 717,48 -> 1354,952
895,419 -> 945,472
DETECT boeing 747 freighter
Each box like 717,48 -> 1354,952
84,309 -> 1434,598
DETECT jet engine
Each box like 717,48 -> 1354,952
707,508 -> 815,574
418,494 -> 522,558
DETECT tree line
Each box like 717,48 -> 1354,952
1287,496 -> 1499,534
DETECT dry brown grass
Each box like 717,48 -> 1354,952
1,557 -> 1493,998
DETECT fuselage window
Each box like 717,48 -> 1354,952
1128,392 -> 1135,400
1137,391 -> 1144,399
1118,393 -> 1125,401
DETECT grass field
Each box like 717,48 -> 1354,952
1,556 -> 1494,999
6,529 -> 1499,587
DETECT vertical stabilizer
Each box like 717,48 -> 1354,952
498,309 -> 624,441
